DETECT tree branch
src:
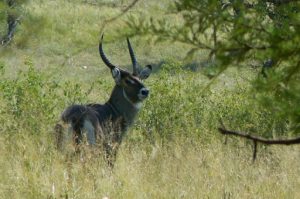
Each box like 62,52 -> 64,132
218,127 -> 300,145
218,120 -> 300,162
99,0 -> 140,34
1,15 -> 21,46
265,0 -> 300,6
1,0 -> 21,46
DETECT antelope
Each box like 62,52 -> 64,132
55,35 -> 152,165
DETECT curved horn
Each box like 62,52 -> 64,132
99,34 -> 116,69
127,37 -> 138,75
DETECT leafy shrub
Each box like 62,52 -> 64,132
0,59 -> 87,138
0,58 -> 291,148
134,60 -> 284,145
125,0 -> 300,137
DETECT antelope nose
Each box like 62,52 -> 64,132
141,88 -> 149,97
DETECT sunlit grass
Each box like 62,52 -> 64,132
1,62 -> 299,198
1,0 -> 193,81
0,1 -> 299,198
0,133 -> 299,198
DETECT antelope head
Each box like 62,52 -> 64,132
99,35 -> 152,104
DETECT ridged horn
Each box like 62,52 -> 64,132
99,34 -> 116,70
127,37 -> 138,75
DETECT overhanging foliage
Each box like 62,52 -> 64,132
125,0 -> 300,135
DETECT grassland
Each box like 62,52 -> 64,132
0,0 -> 299,198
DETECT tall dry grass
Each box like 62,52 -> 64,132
0,1 -> 299,199
0,133 -> 299,198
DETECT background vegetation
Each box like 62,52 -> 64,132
0,0 -> 299,198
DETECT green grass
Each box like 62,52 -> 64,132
0,0 -> 299,198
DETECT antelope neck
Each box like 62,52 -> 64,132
108,85 -> 140,126
122,89 -> 142,110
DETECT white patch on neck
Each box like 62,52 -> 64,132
123,89 -> 143,110
134,102 -> 143,109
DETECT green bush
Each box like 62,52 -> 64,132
0,59 -> 87,138
125,0 -> 300,137
0,58 -> 289,146
132,60 -> 284,145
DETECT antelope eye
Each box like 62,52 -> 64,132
125,79 -> 135,85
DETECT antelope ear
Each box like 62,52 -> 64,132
138,65 -> 152,80
111,67 -> 121,84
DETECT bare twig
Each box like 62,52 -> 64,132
99,0 -> 140,34
218,127 -> 300,145
252,141 -> 257,162
218,120 -> 300,161
265,0 -> 300,5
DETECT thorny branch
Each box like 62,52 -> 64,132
265,0 -> 300,5
218,127 -> 300,145
218,120 -> 300,162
